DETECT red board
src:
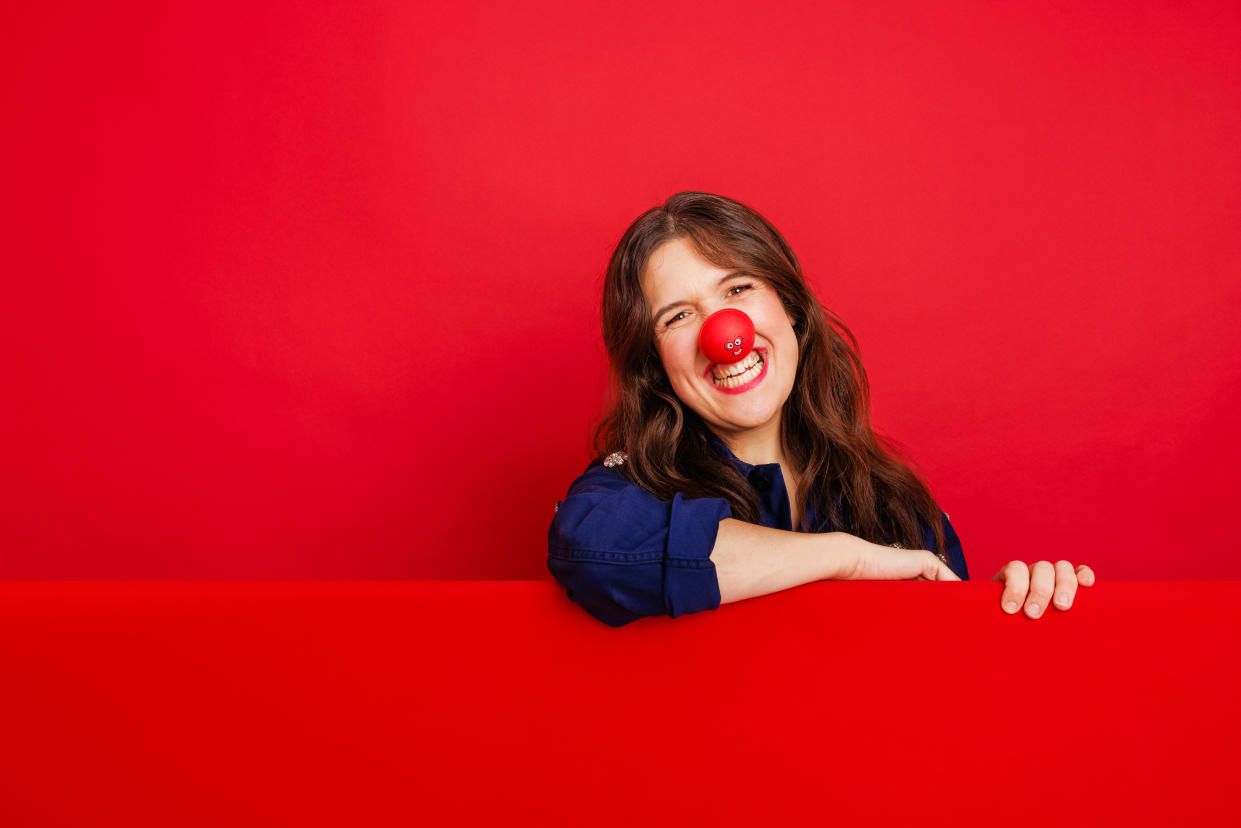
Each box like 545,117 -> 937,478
2,581 -> 1238,826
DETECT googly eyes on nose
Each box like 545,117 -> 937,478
699,308 -> 756,365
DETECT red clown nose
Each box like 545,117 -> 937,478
698,308 -> 755,365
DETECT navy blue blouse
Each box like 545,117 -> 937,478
547,431 -> 969,627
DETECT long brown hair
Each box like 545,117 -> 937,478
593,190 -> 947,555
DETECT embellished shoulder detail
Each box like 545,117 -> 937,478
603,451 -> 628,468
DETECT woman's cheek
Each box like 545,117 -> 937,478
657,334 -> 692,379
668,330 -> 696,370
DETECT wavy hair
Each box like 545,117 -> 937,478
593,190 -> 947,555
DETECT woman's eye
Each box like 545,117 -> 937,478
664,311 -> 688,327
727,283 -> 753,297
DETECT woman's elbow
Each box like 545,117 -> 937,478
546,553 -> 656,627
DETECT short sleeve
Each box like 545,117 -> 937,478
547,462 -> 732,627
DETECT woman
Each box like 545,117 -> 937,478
547,191 -> 1094,627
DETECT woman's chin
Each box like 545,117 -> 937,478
704,400 -> 782,433
678,378 -> 788,431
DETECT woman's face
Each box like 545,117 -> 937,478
641,237 -> 799,442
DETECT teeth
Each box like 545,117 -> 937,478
712,350 -> 760,381
712,352 -> 764,388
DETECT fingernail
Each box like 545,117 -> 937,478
1004,601 -> 1018,613
1056,594 -> 1070,607
1027,604 -> 1040,617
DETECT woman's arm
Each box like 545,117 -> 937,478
711,518 -> 961,605
548,462 -> 959,626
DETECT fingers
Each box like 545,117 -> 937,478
1023,560 -> 1055,618
995,561 -> 1029,614
1052,560 -> 1078,610
908,552 -> 960,581
994,560 -> 1096,617
920,551 -> 960,581
936,557 -> 961,581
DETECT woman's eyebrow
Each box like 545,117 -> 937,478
651,272 -> 746,322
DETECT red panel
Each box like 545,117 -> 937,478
1,581 -> 1238,826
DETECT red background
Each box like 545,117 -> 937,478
4,1 -> 1239,580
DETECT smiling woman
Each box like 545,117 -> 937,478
547,191 -> 1093,627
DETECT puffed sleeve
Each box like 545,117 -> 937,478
919,510 -> 970,581
547,461 -> 732,627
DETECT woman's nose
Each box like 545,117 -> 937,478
698,308 -> 755,364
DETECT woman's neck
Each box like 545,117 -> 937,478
713,420 -> 787,468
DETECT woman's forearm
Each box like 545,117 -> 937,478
709,518 -> 858,605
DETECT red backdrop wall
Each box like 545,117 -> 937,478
4,0 -> 1239,580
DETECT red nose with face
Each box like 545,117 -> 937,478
698,308 -> 755,365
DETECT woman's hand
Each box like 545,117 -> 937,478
831,533 -> 961,581
992,560 -> 1096,618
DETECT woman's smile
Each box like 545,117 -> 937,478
705,347 -> 768,394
